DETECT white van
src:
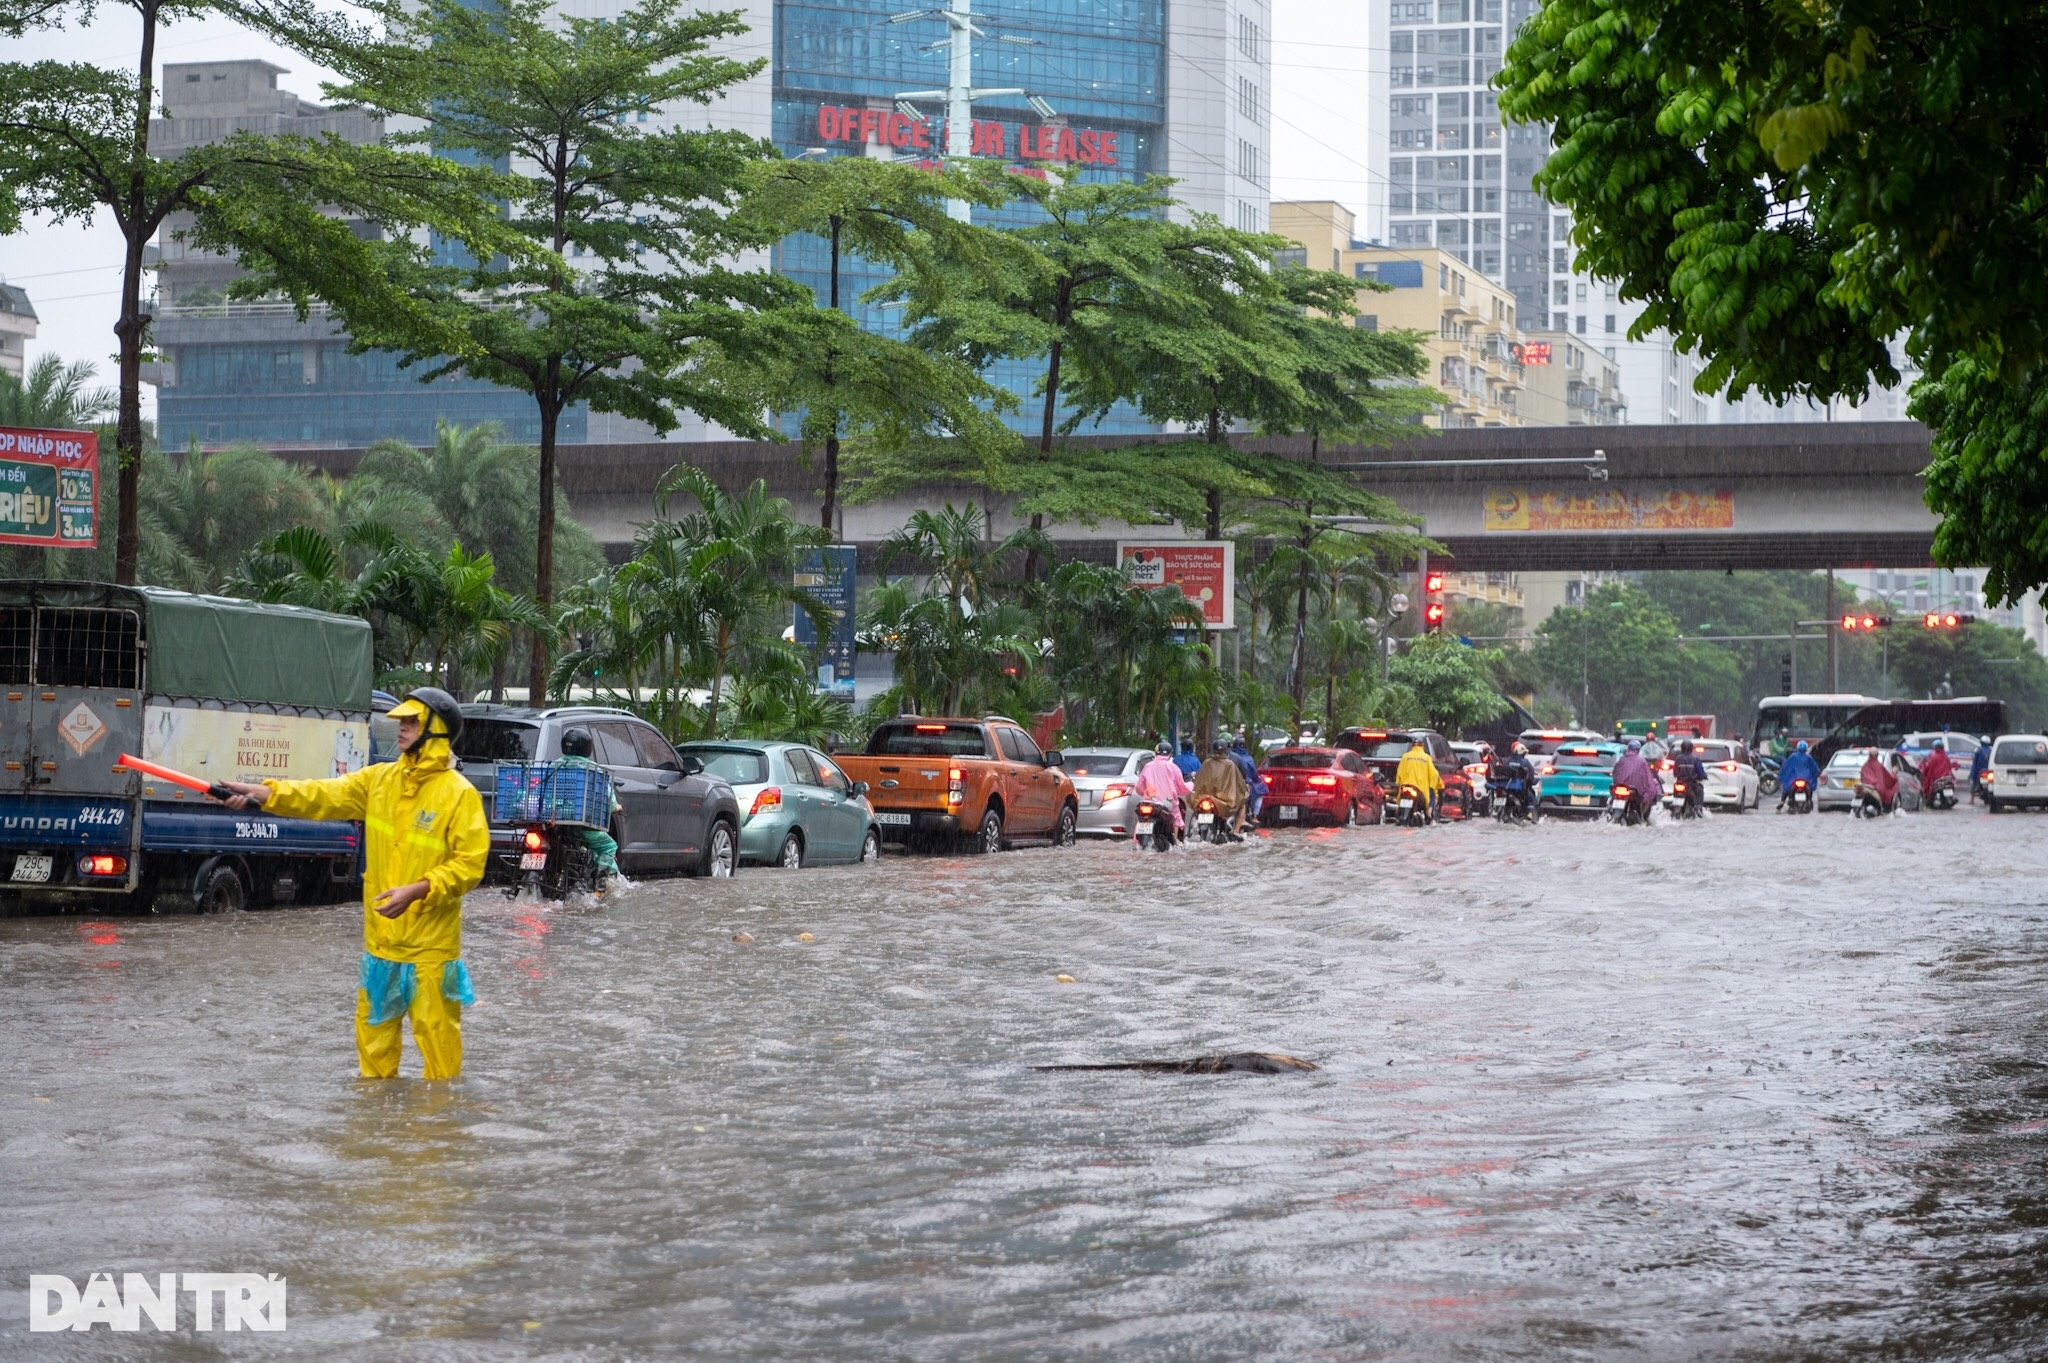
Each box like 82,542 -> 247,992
1984,734 -> 2048,812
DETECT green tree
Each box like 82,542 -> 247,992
1388,633 -> 1509,737
1496,2 -> 2048,603
730,154 -> 1018,534
0,0 -> 502,583
142,443 -> 333,590
294,0 -> 794,693
1035,559 -> 1205,743
1887,621 -> 2048,731
0,352 -> 114,429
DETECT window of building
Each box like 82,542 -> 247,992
1575,281 -> 1588,301
1355,314 -> 1378,331
1553,311 -> 1568,330
1237,138 -> 1262,187
1439,263 -> 1450,289
1576,315 -> 1587,334
1237,13 -> 1261,60
1438,0 -> 1469,18
1604,314 -> 1616,333
1238,76 -> 1261,124
1391,221 -> 1432,245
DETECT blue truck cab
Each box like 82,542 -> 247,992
0,582 -> 372,914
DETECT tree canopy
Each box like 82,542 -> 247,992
1498,2 -> 2048,601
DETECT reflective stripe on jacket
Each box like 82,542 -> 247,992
264,742 -> 490,965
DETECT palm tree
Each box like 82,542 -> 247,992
144,444 -> 334,591
0,354 -> 115,429
653,463 -> 827,734
876,503 -> 1052,626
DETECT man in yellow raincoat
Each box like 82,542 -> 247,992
1394,737 -> 1445,820
218,687 -> 489,1080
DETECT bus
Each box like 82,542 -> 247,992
1751,694 -> 1878,756
1813,698 -> 2010,766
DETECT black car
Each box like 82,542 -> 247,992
1332,726 -> 1474,815
456,705 -> 744,879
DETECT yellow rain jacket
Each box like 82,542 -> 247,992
1394,745 -> 1443,797
263,741 -> 490,964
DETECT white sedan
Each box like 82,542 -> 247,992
1664,740 -> 1762,811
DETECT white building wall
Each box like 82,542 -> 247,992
1166,0 -> 1272,233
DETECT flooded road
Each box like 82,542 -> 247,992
7,809 -> 2048,1359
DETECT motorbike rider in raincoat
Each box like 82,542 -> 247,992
1969,738 -> 1993,803
1610,738 -> 1661,820
1394,738 -> 1445,819
1671,739 -> 1710,816
1229,737 -> 1268,825
218,688 -> 490,1080
1917,739 -> 1957,802
1858,748 -> 1901,814
1136,741 -> 1193,837
1777,740 -> 1822,810
1191,740 -> 1251,834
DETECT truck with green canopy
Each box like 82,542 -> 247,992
0,581 -> 375,912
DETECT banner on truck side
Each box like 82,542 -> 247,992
143,708 -> 370,786
1117,541 -> 1235,630
0,426 -> 98,549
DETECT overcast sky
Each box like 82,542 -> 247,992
1,3 -> 1379,409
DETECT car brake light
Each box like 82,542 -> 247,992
524,828 -> 546,851
1307,775 -> 1339,787
748,787 -> 782,817
76,853 -> 127,877
1539,763 -> 1555,776
1103,782 -> 1132,801
1721,761 -> 1738,772
914,723 -> 947,732
948,766 -> 964,805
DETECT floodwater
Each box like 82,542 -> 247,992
6,808 -> 2048,1360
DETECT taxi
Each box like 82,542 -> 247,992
1533,742 -> 1625,817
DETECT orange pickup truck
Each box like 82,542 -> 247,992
833,716 -> 1079,853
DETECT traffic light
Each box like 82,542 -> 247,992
1422,570 -> 1446,633
1923,611 -> 1974,629
1780,653 -> 1793,694
1839,613 -> 1891,631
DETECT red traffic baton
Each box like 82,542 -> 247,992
117,752 -> 237,802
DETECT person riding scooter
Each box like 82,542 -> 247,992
1394,737 -> 1444,821
1671,738 -> 1709,818
1610,738 -> 1661,822
1136,741 -> 1192,841
1191,739 -> 1251,835
1918,739 -> 1957,804
1229,737 -> 1267,827
1777,740 -> 1822,811
1858,747 -> 1901,815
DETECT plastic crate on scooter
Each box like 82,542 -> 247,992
494,762 -> 613,828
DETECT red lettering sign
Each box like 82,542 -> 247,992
813,105 -> 1118,167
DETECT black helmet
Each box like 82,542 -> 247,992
561,727 -> 594,759
1155,741 -> 1172,755
1680,739 -> 1695,754
392,686 -> 463,754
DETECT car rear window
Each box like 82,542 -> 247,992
868,723 -> 988,757
680,746 -> 767,785
1826,752 -> 1870,772
1362,739 -> 1419,759
1520,732 -> 1593,755
1995,739 -> 2048,766
1907,733 -> 1976,754
1266,750 -> 1337,769
1550,748 -> 1616,769
1063,750 -> 1136,777
455,719 -> 538,763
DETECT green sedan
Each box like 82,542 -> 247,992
1534,742 -> 1626,817
677,741 -> 884,868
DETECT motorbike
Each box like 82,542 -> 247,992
1757,755 -> 1782,797
1191,794 -> 1237,844
1784,777 -> 1815,814
1854,787 -> 1896,819
1133,798 -> 1176,852
512,822 -> 604,900
1669,780 -> 1705,820
1489,775 -> 1532,823
1606,783 -> 1649,826
1390,783 -> 1432,826
1925,774 -> 1959,810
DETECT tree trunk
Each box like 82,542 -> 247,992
1023,336 -> 1064,581
529,377 -> 560,702
821,215 -> 842,535
112,1 -> 162,585
703,625 -> 729,737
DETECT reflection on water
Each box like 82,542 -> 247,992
5,811 -> 2048,1359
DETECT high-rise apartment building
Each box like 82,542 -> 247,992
0,283 -> 35,382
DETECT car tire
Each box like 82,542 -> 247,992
973,806 -> 1004,854
1339,799 -> 1355,828
196,863 -> 247,914
1987,797 -> 2001,814
777,831 -> 803,870
1053,801 -> 1078,848
697,819 -> 738,878
859,828 -> 883,864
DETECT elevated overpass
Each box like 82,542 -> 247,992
301,420 -> 1937,573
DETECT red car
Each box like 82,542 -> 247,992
1258,746 -> 1376,827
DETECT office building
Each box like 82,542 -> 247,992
0,283 -> 35,383
1514,330 -> 1625,426
147,60 -> 582,450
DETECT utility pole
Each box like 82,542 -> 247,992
1826,568 -> 1838,691
894,0 -> 1039,223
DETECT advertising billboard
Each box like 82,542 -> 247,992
794,546 -> 858,699
1482,487 -> 1734,533
0,426 -> 98,549
1117,540 -> 1235,630
143,706 -> 370,785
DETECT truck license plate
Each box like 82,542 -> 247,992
11,854 -> 52,883
1278,806 -> 1299,820
874,811 -> 911,826
519,852 -> 547,871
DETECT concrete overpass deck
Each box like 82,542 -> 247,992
298,420 -> 1938,574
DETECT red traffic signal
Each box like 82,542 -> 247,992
1923,611 -> 1971,629
1839,613 -> 1890,630
1423,571 -> 1446,593
1423,601 -> 1447,631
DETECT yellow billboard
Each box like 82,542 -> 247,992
1483,487 -> 1734,532
142,707 -> 370,784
